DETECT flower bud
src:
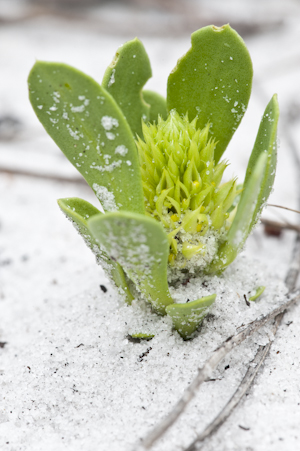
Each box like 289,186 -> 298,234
136,110 -> 239,280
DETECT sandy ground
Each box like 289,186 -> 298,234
1,1 -> 300,450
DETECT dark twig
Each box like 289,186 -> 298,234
267,203 -> 300,215
285,234 -> 300,292
185,264 -> 298,451
261,218 -> 300,233
0,166 -> 86,185
135,290 -> 300,451
185,316 -> 282,451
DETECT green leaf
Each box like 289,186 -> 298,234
142,90 -> 168,123
88,211 -> 173,315
102,38 -> 152,137
227,183 -> 243,213
129,333 -> 155,341
208,152 -> 268,273
166,294 -> 216,340
167,24 -> 253,162
58,197 -> 134,304
243,94 -> 279,231
249,286 -> 265,302
209,96 -> 279,273
28,61 -> 144,214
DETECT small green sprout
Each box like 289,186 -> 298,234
249,286 -> 266,302
28,24 -> 279,339
129,333 -> 155,342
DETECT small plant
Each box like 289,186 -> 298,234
28,24 -> 279,339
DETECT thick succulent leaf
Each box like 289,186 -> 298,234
243,94 -> 279,231
58,197 -> 134,304
28,62 -> 144,214
57,197 -> 101,252
102,38 -> 152,137
167,24 -> 253,162
208,152 -> 268,273
88,211 -> 174,315
166,294 -> 216,340
143,90 -> 168,122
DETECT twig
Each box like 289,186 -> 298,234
261,218 -> 300,233
184,242 -> 300,451
136,290 -> 300,451
138,229 -> 300,451
0,166 -> 86,185
185,315 -> 283,451
267,203 -> 300,215
284,229 -> 300,292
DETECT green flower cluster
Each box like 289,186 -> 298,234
136,111 -> 240,268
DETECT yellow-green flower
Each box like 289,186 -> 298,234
137,111 -> 240,276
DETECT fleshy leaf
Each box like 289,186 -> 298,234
208,152 -> 268,273
243,94 -> 279,231
58,197 -> 134,304
28,61 -> 144,214
249,286 -> 265,302
166,294 -> 216,339
142,90 -> 168,123
129,333 -> 155,341
88,211 -> 174,315
209,96 -> 279,273
167,24 -> 253,162
102,38 -> 152,137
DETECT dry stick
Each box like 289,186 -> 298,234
186,239 -> 300,451
185,248 -> 300,451
185,316 -> 283,451
267,203 -> 300,215
261,218 -> 300,233
282,113 -> 300,292
0,166 -> 86,184
137,290 -> 300,451
138,234 -> 300,451
138,240 -> 300,451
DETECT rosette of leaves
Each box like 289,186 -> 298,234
28,25 -> 279,339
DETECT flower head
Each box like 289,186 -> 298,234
136,111 -> 239,278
